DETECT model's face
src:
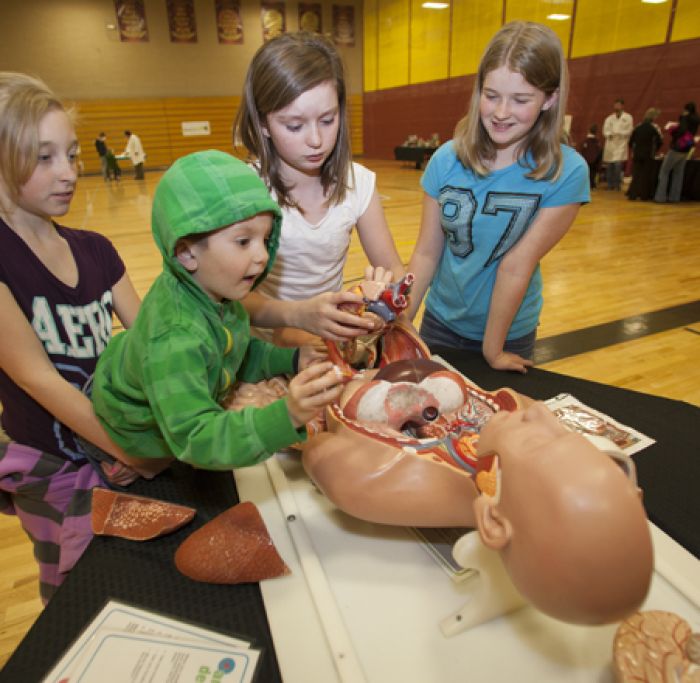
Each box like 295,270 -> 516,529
183,213 -> 273,303
479,66 -> 555,164
17,109 -> 78,220
263,80 -> 340,177
613,101 -> 624,115
476,402 -> 570,497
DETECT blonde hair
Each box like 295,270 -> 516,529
233,31 -> 352,211
643,107 -> 660,122
0,72 -> 71,206
454,21 -> 568,180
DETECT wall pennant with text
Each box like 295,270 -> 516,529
115,0 -> 149,42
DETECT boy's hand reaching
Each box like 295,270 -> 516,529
286,361 -> 344,429
298,343 -> 328,370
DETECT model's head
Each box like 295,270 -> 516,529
0,71 -> 70,205
454,21 -> 568,180
613,98 -> 625,114
643,107 -> 660,122
473,402 -> 653,624
684,101 -> 696,116
234,31 -> 351,208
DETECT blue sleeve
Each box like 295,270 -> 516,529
541,146 -> 591,208
420,141 -> 456,199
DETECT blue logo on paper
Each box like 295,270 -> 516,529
218,658 -> 236,674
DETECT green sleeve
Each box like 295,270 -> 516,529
237,337 -> 296,382
143,330 -> 305,470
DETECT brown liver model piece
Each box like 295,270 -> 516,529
174,501 -> 290,584
91,487 -> 196,541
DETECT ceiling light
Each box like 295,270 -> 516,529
422,2 -> 449,8
547,13 -> 571,20
641,0 -> 667,4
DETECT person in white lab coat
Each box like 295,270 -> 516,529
602,98 -> 633,190
123,130 -> 146,180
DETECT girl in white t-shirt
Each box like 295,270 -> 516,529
234,32 -> 404,346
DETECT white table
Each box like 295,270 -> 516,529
235,452 -> 700,683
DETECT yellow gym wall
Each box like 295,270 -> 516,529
364,0 -> 700,89
363,0 -> 700,159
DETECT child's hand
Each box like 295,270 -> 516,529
298,343 -> 328,370
292,292 -> 379,341
363,265 -> 393,284
286,361 -> 344,429
483,349 -> 534,374
100,460 -> 140,487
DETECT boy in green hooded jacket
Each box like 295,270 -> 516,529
91,150 -> 343,470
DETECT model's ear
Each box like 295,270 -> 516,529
474,495 -> 512,551
261,118 -> 271,138
542,89 -> 559,112
174,240 -> 198,273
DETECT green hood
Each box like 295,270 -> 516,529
152,150 -> 282,288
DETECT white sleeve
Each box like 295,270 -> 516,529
348,162 -> 377,220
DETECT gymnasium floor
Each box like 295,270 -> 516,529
0,158 -> 699,668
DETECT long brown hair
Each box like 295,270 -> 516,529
233,32 -> 352,211
454,21 -> 568,180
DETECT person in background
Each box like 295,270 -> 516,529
603,98 -> 634,191
654,101 -> 699,203
627,107 -> 662,201
95,132 -> 109,181
406,21 -> 589,373
123,129 -> 145,180
233,32 -> 405,348
579,123 -> 602,189
0,72 -> 151,603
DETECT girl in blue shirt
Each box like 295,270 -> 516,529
408,21 -> 589,373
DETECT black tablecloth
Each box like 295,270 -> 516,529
4,351 -> 699,681
394,146 -> 437,169
1,464 -> 283,682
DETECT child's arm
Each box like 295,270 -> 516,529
111,271 -> 141,329
0,284 -> 158,481
355,188 -> 405,279
482,203 -> 581,372
243,289 -> 379,341
135,337 -> 341,469
406,193 -> 445,320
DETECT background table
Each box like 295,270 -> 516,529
3,350 -> 699,681
393,145 -> 437,169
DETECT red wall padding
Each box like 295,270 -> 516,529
363,38 -> 700,159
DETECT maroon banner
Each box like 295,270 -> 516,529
114,0 -> 149,42
215,0 -> 243,44
298,3 -> 321,34
332,4 -> 355,47
167,0 -> 197,43
261,2 -> 286,42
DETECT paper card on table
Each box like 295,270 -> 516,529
46,630 -> 259,683
545,392 -> 655,455
42,600 -> 255,683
